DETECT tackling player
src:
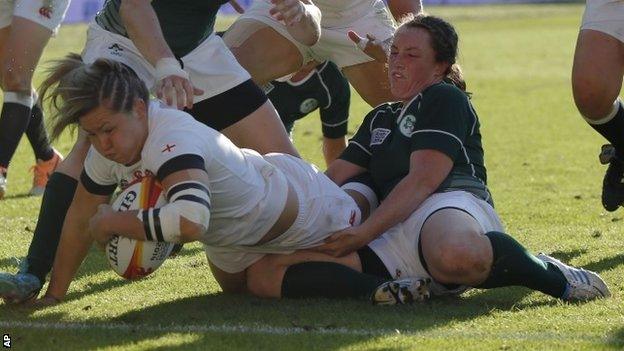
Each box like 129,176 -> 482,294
0,0 -> 68,199
246,14 -> 611,304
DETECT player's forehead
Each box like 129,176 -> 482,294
392,27 -> 432,51
80,105 -> 125,131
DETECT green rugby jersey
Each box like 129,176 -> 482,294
341,82 -> 492,204
95,0 -> 227,57
263,61 -> 350,139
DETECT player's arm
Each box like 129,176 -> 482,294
386,0 -> 423,21
208,259 -> 247,294
44,182 -> 111,302
90,168 -> 212,246
319,63 -> 350,166
271,0 -> 321,46
322,137 -> 347,167
119,0 -> 202,109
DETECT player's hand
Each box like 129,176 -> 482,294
88,204 -> 116,248
311,226 -> 371,257
348,31 -> 390,63
269,0 -> 306,26
154,58 -> 204,110
229,0 -> 245,13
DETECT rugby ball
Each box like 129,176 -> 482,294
106,176 -> 174,280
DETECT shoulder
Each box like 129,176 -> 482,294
423,83 -> 469,104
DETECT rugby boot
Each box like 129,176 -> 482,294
371,277 -> 431,305
536,253 -> 610,302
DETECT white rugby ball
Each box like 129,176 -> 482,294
106,176 -> 174,280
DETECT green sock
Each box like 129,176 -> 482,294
281,261 -> 386,299
25,172 -> 78,283
476,231 -> 567,298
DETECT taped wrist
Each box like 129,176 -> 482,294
138,181 -> 211,243
155,57 -> 189,81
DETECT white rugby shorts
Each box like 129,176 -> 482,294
368,191 -> 504,295
81,22 -> 251,101
581,0 -> 624,43
229,0 -> 395,68
203,153 -> 361,273
0,0 -> 69,34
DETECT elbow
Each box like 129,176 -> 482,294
302,29 -> 320,46
178,219 -> 207,243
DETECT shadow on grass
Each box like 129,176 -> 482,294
0,248 -> 615,349
607,327 -> 624,350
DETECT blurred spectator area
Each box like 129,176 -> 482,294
63,0 -> 582,24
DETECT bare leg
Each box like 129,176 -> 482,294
572,29 -> 624,120
221,100 -> 300,156
225,21 -> 304,86
342,60 -> 394,107
420,208 -> 493,286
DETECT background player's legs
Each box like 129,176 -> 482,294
0,17 -> 56,199
221,100 -> 300,156
0,134 -> 89,303
342,60 -> 394,107
572,29 -> 624,211
225,22 -> 304,86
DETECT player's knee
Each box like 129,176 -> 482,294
1,66 -> 31,92
572,77 -> 618,121
428,232 -> 490,280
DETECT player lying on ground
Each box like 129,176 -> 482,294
10,54 -> 406,304
0,0 -> 68,199
0,0 -> 315,302
240,14 -> 612,304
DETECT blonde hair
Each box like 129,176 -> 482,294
39,53 -> 149,141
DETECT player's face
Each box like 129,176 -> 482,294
80,100 -> 148,165
388,27 -> 447,101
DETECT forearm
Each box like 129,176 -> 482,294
357,174 -> 434,242
286,1 -> 321,46
322,136 -> 347,167
45,210 -> 94,300
387,0 -> 422,21
106,210 -> 147,241
120,0 -> 174,66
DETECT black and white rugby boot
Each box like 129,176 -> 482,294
599,144 -> 624,211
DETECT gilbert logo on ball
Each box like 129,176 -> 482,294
106,176 -> 174,280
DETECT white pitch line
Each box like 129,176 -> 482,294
0,320 -> 385,336
0,320 -> 616,343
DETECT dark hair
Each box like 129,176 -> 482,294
399,14 -> 466,92
39,53 -> 149,141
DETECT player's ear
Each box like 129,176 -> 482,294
132,98 -> 148,120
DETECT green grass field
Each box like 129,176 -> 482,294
1,3 -> 624,350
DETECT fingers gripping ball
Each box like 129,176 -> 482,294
106,176 -> 174,280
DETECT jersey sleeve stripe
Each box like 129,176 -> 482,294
152,208 -> 165,242
322,119 -> 348,127
166,182 -> 210,201
349,140 -> 372,156
80,170 -> 117,196
142,209 -> 155,241
174,194 -> 211,210
156,154 -> 205,181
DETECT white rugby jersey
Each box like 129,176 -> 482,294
82,101 -> 288,247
